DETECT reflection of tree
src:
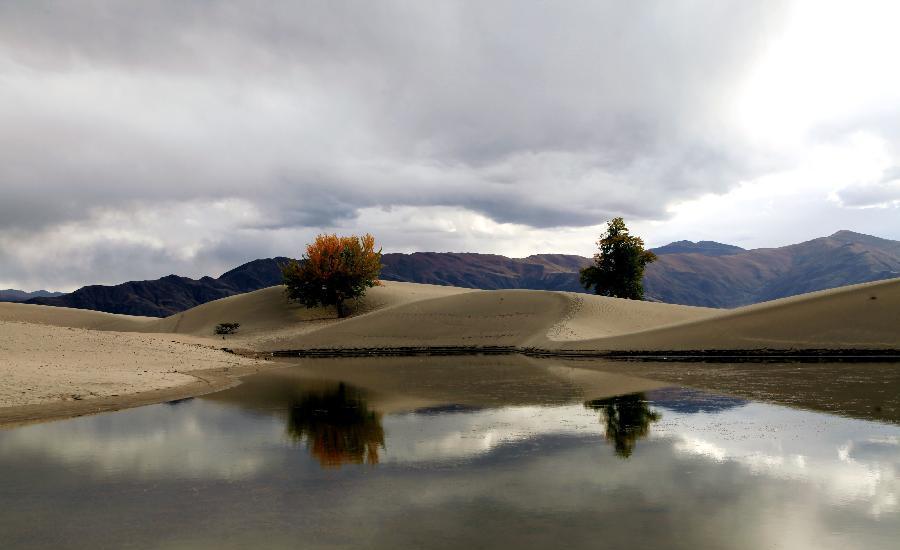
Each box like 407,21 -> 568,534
584,393 -> 661,459
285,383 -> 385,468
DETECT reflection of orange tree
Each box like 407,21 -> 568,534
584,393 -> 661,459
285,383 -> 385,468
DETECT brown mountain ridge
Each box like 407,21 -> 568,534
25,230 -> 900,316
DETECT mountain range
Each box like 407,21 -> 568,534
0,289 -> 64,302
23,230 -> 900,316
26,259 -> 292,317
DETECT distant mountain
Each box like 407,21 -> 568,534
383,232 -> 900,306
0,289 -> 65,302
27,258 -> 291,317
644,231 -> 900,307
652,240 -> 745,256
21,230 -> 900,316
379,252 -> 589,293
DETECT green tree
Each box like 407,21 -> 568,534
281,233 -> 383,318
579,217 -> 657,300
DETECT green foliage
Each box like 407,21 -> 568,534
281,233 -> 383,318
580,217 -> 657,300
214,322 -> 240,335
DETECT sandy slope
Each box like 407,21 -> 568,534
0,282 -> 474,413
1,277 -> 898,417
270,278 -> 899,351
158,282 -> 474,347
548,293 -> 717,341
261,288 -> 717,350
559,278 -> 900,351
0,320 -> 262,408
261,289 -> 572,350
0,301 -> 162,331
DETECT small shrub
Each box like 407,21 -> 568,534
214,322 -> 240,335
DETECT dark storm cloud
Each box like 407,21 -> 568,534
0,1 -> 788,230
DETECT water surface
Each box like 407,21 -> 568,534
1,358 -> 898,549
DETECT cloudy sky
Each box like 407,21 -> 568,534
2,0 -> 900,290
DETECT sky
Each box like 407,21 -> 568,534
2,0 -> 900,291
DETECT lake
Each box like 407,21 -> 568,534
1,356 -> 898,549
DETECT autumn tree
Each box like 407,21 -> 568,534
281,233 -> 383,318
579,217 -> 657,300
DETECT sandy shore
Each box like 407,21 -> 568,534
0,320 -> 265,419
1,277 -> 897,423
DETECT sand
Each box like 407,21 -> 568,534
0,282 -> 474,420
560,277 -> 900,351
258,278 -> 899,351
1,277 -> 898,422
0,320 -> 262,408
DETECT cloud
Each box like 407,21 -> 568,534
836,171 -> 900,208
1,1 -> 898,289
0,2 -> 785,226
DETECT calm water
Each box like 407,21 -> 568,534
1,360 -> 898,549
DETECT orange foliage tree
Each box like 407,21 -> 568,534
281,233 -> 383,317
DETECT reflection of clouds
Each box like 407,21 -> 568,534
673,436 -> 727,462
1,388 -> 899,523
0,401 -> 283,480
654,403 -> 900,518
381,398 -> 899,518
382,405 -> 602,463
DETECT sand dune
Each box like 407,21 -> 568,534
0,320 -> 262,409
159,282 -> 474,346
3,277 -> 896,352
0,282 -> 473,337
2,276 -> 898,418
0,301 -> 161,332
0,282 -> 474,415
262,287 -> 718,350
561,277 -> 900,351
548,293 -> 716,341
262,289 -> 571,350
268,278 -> 899,351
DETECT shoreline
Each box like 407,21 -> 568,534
268,345 -> 900,362
4,346 -> 900,427
0,363 -> 271,428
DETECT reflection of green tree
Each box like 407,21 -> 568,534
285,383 -> 385,468
584,393 -> 661,459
